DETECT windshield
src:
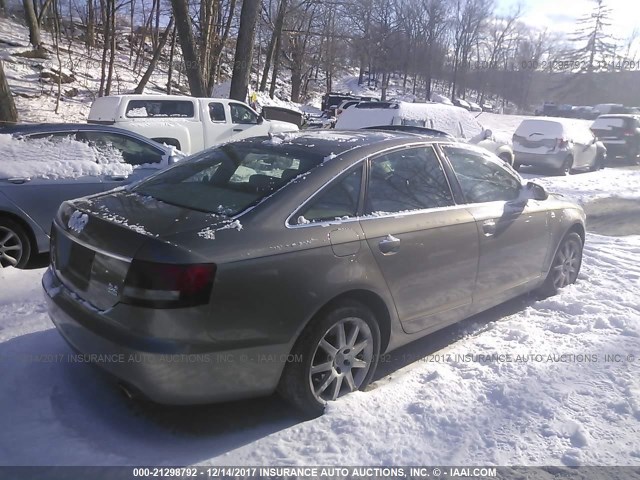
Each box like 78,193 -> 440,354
133,141 -> 324,215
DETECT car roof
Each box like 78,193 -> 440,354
238,130 -> 443,160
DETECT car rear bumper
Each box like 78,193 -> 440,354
43,268 -> 288,405
514,150 -> 567,169
601,141 -> 634,158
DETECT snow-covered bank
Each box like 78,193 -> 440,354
1,232 -> 639,466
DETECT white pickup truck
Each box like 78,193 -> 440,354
87,95 -> 299,154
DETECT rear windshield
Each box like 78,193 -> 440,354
514,120 -> 564,139
592,117 -> 628,129
133,141 -> 325,215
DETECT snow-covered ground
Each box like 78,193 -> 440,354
1,167 -> 639,467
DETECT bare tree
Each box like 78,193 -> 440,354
171,0 -> 207,96
0,61 -> 17,125
22,0 -> 43,49
230,0 -> 260,101
135,17 -> 175,94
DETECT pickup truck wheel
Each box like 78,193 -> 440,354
0,219 -> 31,269
278,300 -> 380,417
499,152 -> 513,166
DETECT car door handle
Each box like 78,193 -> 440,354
482,219 -> 497,236
7,177 -> 31,184
109,175 -> 128,181
232,128 -> 243,132
378,234 -> 401,255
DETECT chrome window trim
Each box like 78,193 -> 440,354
285,141 -> 459,229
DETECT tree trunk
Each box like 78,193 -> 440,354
0,61 -> 18,124
0,0 -> 6,16
22,0 -> 42,48
134,17 -> 174,94
229,0 -> 259,101
166,24 -> 176,94
98,0 -> 109,96
268,32 -> 281,99
86,0 -> 95,48
170,0 -> 206,96
104,0 -> 116,96
259,0 -> 287,92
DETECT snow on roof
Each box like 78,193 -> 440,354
0,134 -> 132,180
336,101 -> 484,139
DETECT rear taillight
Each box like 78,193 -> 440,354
556,138 -> 569,149
624,129 -> 635,137
122,260 -> 216,308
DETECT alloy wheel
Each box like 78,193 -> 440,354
551,237 -> 581,289
0,226 -> 23,268
309,317 -> 374,402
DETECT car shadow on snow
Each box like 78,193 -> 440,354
371,293 -> 536,383
0,293 -> 537,466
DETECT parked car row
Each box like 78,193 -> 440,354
41,130 -> 586,416
512,114 -> 640,174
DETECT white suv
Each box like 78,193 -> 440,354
334,101 -> 515,165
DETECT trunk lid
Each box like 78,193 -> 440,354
53,190 -> 227,310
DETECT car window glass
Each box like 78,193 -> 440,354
230,103 -> 258,124
443,146 -> 521,203
26,132 -> 76,141
134,143 -> 322,216
77,131 -> 163,165
365,147 -> 454,214
209,102 -> 226,122
125,100 -> 194,118
298,167 -> 362,223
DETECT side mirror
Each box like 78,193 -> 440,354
484,128 -> 493,140
257,114 -> 264,124
526,181 -> 548,201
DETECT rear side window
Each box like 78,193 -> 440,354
125,100 -> 195,118
77,131 -> 164,165
443,146 -> 521,203
365,146 -> 454,214
209,102 -> 226,122
296,167 -> 363,224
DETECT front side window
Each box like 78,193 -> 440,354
77,131 -> 163,165
365,146 -> 454,215
296,167 -> 362,223
443,146 -> 521,203
230,103 -> 258,124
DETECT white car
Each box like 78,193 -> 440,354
334,101 -> 515,165
512,118 -> 606,174
88,95 -> 299,154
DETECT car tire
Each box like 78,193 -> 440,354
557,156 -> 573,176
278,300 -> 381,417
513,161 -> 521,171
0,218 -> 32,269
537,232 -> 583,298
589,152 -> 604,172
499,153 -> 513,166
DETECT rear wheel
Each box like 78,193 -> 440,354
557,156 -> 573,176
589,152 -> 604,172
278,300 -> 380,417
513,161 -> 521,171
499,153 -> 513,166
538,232 -> 583,298
0,219 -> 31,269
